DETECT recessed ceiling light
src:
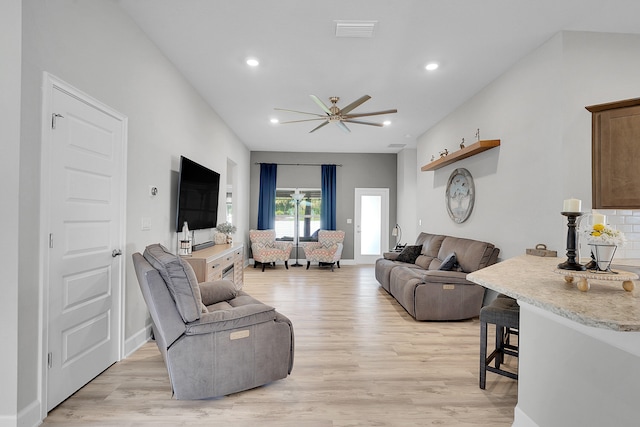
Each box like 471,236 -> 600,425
270,118 -> 279,124
425,62 -> 439,71
383,120 -> 391,126
246,58 -> 260,67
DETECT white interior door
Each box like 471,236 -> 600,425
43,77 -> 126,411
354,188 -> 389,264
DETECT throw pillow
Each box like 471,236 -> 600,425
396,245 -> 423,264
200,280 -> 237,307
438,252 -> 457,271
143,243 -> 203,323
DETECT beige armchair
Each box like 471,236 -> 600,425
303,230 -> 345,271
249,229 -> 293,271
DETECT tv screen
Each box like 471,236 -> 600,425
175,156 -> 220,232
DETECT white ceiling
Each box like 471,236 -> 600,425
118,0 -> 640,153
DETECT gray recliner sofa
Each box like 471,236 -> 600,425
375,232 -> 499,321
132,243 -> 294,399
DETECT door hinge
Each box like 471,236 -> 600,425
51,113 -> 64,129
49,233 -> 54,249
47,352 -> 53,369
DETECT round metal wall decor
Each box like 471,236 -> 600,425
445,168 -> 475,223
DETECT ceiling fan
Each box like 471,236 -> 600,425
275,95 -> 397,133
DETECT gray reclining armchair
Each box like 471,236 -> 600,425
132,244 -> 294,399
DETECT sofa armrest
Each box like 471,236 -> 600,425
275,312 -> 295,373
185,303 -> 276,335
199,279 -> 237,306
382,252 -> 400,261
421,270 -> 477,286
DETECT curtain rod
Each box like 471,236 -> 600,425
254,162 -> 342,167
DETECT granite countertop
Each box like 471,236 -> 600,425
467,255 -> 640,332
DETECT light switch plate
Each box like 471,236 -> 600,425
141,217 -> 151,231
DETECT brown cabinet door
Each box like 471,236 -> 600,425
588,99 -> 640,209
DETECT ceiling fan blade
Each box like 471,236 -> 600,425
336,121 -> 351,133
309,120 -> 330,133
310,95 -> 332,115
343,119 -> 384,127
343,109 -> 398,118
340,95 -> 371,114
279,118 -> 328,124
274,108 -> 326,117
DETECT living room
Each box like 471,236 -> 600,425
5,1 -> 640,426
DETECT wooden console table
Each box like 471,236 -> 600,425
182,243 -> 244,289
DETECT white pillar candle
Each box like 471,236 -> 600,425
592,212 -> 606,225
563,198 -> 582,212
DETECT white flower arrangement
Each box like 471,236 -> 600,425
216,222 -> 237,235
582,223 -> 626,246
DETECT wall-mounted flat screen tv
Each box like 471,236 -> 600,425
175,156 -> 220,232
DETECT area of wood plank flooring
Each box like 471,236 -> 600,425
43,264 -> 518,426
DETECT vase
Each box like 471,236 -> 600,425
588,244 -> 617,272
214,232 -> 227,245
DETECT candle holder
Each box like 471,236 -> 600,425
558,212 -> 586,271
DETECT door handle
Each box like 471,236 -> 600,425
112,249 -> 123,257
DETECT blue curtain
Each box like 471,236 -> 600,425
257,163 -> 277,230
321,164 -> 337,230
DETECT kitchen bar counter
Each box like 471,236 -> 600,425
467,255 -> 640,331
467,255 -> 640,427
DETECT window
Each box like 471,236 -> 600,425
275,189 -> 321,241
226,191 -> 233,223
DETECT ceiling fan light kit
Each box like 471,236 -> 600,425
275,95 -> 397,133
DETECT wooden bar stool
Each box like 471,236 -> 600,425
479,294 -> 519,389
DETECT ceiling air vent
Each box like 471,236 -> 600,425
388,143 -> 406,148
335,20 -> 377,38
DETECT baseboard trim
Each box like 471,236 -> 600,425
513,405 -> 538,427
0,415 -> 17,427
124,325 -> 152,358
16,399 -> 40,427
250,258 -> 356,265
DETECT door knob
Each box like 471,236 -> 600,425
112,249 -> 123,257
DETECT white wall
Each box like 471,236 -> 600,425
1,2 -> 21,425
397,148 -> 418,245
416,31 -> 640,260
19,0 -> 250,422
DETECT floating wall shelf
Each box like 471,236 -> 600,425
421,139 -> 501,171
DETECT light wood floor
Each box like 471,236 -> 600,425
43,264 -> 518,426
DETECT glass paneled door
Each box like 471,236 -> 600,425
354,188 -> 389,264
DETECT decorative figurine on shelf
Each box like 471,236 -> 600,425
475,128 -> 480,141
431,154 -> 435,161
460,138 -> 465,149
216,222 -> 237,245
439,149 -> 449,158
